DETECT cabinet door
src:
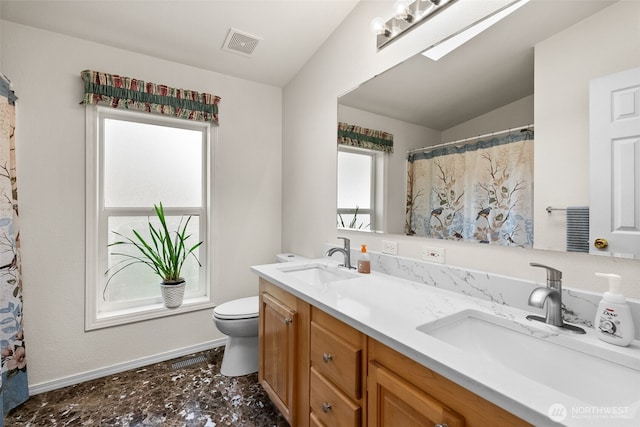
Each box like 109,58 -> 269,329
368,362 -> 464,427
260,292 -> 297,424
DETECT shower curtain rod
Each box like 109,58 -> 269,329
407,124 -> 534,155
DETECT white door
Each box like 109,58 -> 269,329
590,67 -> 640,258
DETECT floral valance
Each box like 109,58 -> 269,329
80,70 -> 221,124
338,122 -> 393,153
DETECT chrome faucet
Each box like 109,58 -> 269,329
526,263 -> 585,334
325,237 -> 355,269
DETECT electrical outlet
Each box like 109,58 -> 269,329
382,240 -> 398,255
422,246 -> 445,263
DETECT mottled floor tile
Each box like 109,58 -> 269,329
5,347 -> 289,427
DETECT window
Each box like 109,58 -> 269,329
86,106 -> 214,330
337,146 -> 383,231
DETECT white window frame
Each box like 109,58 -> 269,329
337,145 -> 384,232
85,106 -> 216,330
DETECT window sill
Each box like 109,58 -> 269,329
86,296 -> 214,331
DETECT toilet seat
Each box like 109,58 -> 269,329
213,296 -> 259,320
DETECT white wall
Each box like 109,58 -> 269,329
442,95 -> 534,142
534,2 -> 640,252
283,1 -> 640,298
1,21 -> 282,388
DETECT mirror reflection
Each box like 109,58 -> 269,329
337,0 -> 639,257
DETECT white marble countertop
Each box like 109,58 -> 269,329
251,258 -> 640,427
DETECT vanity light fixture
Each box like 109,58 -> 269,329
371,0 -> 457,50
421,0 -> 530,60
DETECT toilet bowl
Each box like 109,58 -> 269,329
214,254 -> 307,377
213,296 -> 259,377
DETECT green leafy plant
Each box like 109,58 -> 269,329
104,202 -> 203,297
337,205 -> 370,230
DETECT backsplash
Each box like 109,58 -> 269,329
323,244 -> 640,340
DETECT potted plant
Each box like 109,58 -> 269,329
105,202 -> 203,309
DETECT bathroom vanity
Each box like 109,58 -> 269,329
258,278 -> 522,427
252,256 -> 640,427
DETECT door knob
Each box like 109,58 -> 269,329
322,402 -> 332,413
322,353 -> 333,363
594,238 -> 608,249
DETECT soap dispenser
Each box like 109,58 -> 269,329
594,273 -> 635,347
357,244 -> 370,274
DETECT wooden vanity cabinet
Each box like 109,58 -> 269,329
258,278 -> 310,427
258,279 -> 529,427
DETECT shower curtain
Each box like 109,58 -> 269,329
406,131 -> 534,247
0,75 -> 28,417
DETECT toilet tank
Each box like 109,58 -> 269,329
276,253 -> 308,263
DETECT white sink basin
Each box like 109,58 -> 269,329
417,310 -> 640,407
279,262 -> 358,285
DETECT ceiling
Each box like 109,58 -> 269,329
0,0 -> 360,87
338,0 -> 614,130
0,0 -> 616,119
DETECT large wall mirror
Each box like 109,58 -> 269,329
337,0 -> 640,258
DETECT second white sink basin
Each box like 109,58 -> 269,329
417,310 -> 640,407
279,262 -> 358,285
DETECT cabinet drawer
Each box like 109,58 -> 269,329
310,367 -> 361,427
310,320 -> 362,398
310,412 -> 326,427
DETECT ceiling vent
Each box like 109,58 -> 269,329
223,28 -> 262,57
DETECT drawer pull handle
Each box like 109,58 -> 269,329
434,424 -> 448,427
322,353 -> 333,363
322,402 -> 332,413
284,317 -> 293,325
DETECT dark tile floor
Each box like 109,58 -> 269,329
5,347 -> 289,426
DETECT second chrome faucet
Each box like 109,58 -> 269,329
527,262 -> 585,334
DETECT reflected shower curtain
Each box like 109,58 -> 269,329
406,131 -> 534,247
0,75 -> 28,417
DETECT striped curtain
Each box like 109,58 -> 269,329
0,75 -> 28,415
406,131 -> 534,247
81,70 -> 221,123
338,122 -> 393,153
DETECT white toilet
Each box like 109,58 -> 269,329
213,296 -> 260,377
213,253 -> 308,377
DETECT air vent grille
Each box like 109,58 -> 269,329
171,354 -> 207,370
223,28 -> 262,57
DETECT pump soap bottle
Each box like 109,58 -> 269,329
594,273 -> 635,347
357,244 -> 370,274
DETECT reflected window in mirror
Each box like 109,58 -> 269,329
337,146 -> 383,231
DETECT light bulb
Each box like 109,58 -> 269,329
370,17 -> 388,35
393,0 -> 411,20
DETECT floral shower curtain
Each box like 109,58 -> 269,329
406,131 -> 534,247
0,75 -> 28,417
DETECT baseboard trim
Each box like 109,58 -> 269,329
29,339 -> 226,395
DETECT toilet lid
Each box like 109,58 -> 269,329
213,296 -> 259,320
